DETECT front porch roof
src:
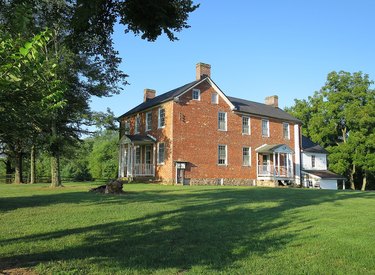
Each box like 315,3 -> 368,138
120,134 -> 156,145
256,144 -> 294,154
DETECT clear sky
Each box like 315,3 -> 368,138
90,0 -> 375,117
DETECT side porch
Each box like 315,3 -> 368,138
118,135 -> 156,178
256,144 -> 294,182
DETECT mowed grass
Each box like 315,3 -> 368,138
0,183 -> 375,274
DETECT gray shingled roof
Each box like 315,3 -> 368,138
119,78 -> 301,124
228,96 -> 302,123
303,170 -> 345,179
119,79 -> 201,118
302,136 -> 328,153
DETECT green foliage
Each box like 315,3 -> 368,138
88,131 -> 118,179
286,71 -> 375,189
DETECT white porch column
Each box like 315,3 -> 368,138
153,143 -> 156,177
256,153 -> 259,179
273,152 -> 276,177
127,144 -> 132,177
294,124 -> 301,185
118,144 -> 122,178
286,153 -> 290,178
277,153 -> 281,176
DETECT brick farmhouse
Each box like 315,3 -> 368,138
118,63 -> 303,186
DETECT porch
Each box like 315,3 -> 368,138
256,144 -> 294,181
118,135 -> 156,178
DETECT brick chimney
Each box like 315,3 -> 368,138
144,89 -> 156,102
196,62 -> 211,80
265,95 -> 279,108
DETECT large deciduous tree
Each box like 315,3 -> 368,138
286,71 -> 375,190
0,0 -> 199,186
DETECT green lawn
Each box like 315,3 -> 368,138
0,183 -> 374,274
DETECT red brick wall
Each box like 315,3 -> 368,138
172,80 -> 297,181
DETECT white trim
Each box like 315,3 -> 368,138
294,124 -> 301,185
147,134 -> 157,141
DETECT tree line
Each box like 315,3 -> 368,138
286,71 -> 375,190
0,0 -> 199,186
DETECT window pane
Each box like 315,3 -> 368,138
262,120 -> 268,136
135,147 -> 141,164
146,112 -> 152,131
158,143 -> 165,163
218,112 -> 227,130
242,116 -> 250,134
218,145 -> 226,164
243,147 -> 250,166
159,109 -> 165,128
283,123 -> 289,139
193,89 -> 200,100
145,145 -> 152,164
211,93 -> 218,104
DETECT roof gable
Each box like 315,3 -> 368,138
302,136 -> 328,154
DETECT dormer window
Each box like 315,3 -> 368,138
192,89 -> 200,100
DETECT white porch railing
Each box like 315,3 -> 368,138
133,164 -> 154,176
257,165 -> 293,178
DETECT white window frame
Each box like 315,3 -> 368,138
192,89 -> 200,101
218,111 -> 227,131
242,116 -> 250,135
158,108 -> 165,128
135,115 -> 140,134
283,122 -> 290,139
242,147 -> 251,166
211,93 -> 218,104
146,112 -> 152,131
262,119 -> 269,137
158,143 -> 165,165
218,144 -> 227,165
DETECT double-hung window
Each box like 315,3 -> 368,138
218,145 -> 227,165
135,115 -> 140,134
242,116 -> 250,135
135,146 -> 141,164
243,147 -> 251,166
192,89 -> 200,100
158,143 -> 165,164
146,112 -> 152,131
218,112 -> 227,131
311,155 -> 316,168
262,119 -> 269,137
283,123 -> 290,139
158,108 -> 165,128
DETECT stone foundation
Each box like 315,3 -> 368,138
185,178 -> 256,186
255,180 -> 278,187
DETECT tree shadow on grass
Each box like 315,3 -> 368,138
0,188 -> 374,273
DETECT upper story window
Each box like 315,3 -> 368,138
146,112 -> 152,131
192,89 -> 200,100
135,115 -> 140,134
243,147 -> 251,166
211,93 -> 218,104
124,121 -> 130,134
242,116 -> 250,135
262,119 -> 269,137
218,111 -> 227,131
311,155 -> 316,168
283,123 -> 290,139
218,145 -> 227,165
158,143 -> 165,164
158,108 -> 165,128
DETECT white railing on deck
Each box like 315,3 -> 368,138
134,164 -> 154,176
258,165 -> 293,178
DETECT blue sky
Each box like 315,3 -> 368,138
90,0 -> 375,117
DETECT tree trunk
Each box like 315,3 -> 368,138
350,163 -> 356,190
30,145 -> 36,184
14,152 -> 23,184
50,121 -> 62,187
361,171 -> 367,191
5,158 -> 13,184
